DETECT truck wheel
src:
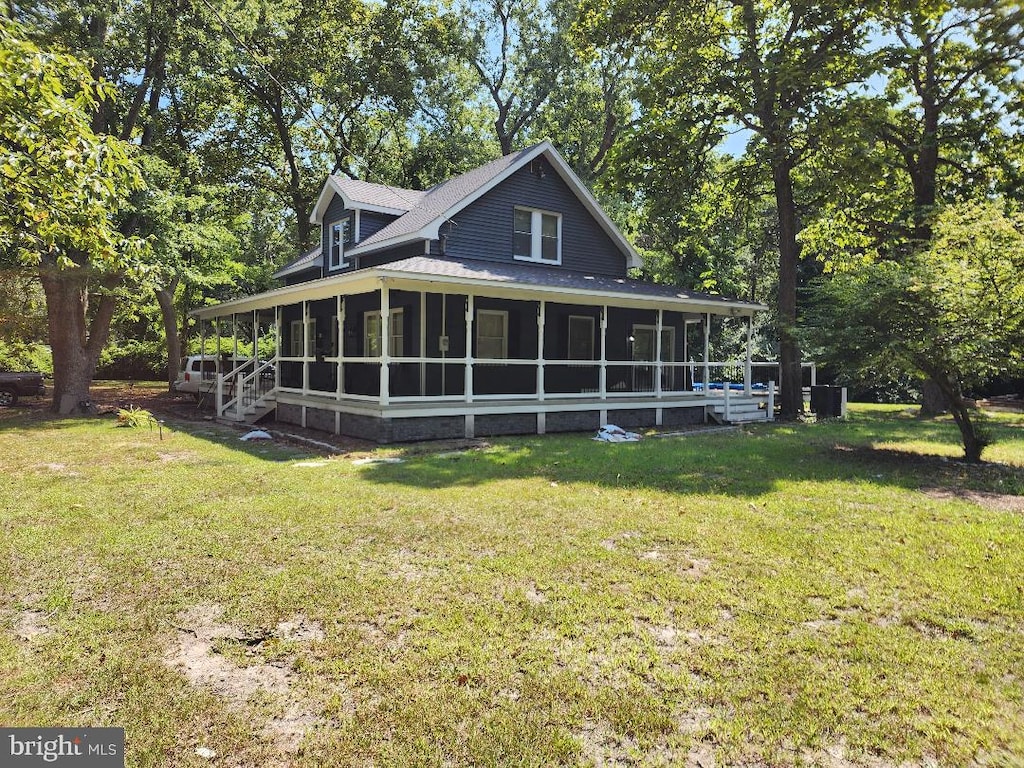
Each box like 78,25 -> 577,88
0,388 -> 17,407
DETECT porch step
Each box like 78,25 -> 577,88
707,396 -> 768,425
242,402 -> 277,425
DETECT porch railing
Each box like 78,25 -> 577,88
217,356 -> 277,420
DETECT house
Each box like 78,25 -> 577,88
192,142 -> 770,442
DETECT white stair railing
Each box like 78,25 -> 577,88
218,357 -> 277,420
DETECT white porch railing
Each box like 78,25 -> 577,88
217,356 -> 278,421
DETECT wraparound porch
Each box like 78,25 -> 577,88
192,261 -> 772,440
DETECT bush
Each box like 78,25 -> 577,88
95,339 -> 165,380
0,341 -> 52,374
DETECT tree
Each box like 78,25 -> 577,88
801,0 -> 1023,414
808,201 -> 1024,462
462,0 -> 576,155
0,19 -> 147,412
585,0 -> 871,417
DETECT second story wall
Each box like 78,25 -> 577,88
436,164 -> 629,277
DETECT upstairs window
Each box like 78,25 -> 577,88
513,207 -> 561,264
329,218 -> 353,269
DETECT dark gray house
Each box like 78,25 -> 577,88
193,142 -> 770,441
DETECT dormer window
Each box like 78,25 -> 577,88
329,218 -> 353,269
513,207 -> 561,264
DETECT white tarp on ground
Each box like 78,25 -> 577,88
593,424 -> 641,443
239,430 -> 273,441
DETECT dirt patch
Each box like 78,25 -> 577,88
276,615 -> 325,642
578,719 -> 637,766
15,610 -> 50,641
524,583 -> 547,605
164,604 -> 326,754
680,557 -> 712,579
922,488 -> 1024,512
599,531 -> 642,551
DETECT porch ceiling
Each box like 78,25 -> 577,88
192,256 -> 766,320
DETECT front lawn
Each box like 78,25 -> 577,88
1,402 -> 1022,766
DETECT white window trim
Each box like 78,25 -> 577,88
289,319 -> 302,357
364,310 -> 381,357
476,309 -> 509,359
389,308 -> 404,357
289,318 -> 316,358
364,308 -> 404,357
328,217 -> 353,270
568,315 -> 595,360
513,207 -> 561,265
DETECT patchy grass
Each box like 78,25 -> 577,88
1,403 -> 1022,767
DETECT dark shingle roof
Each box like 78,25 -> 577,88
273,246 -> 321,280
330,178 -> 427,212
352,147 -> 539,251
378,256 -> 759,307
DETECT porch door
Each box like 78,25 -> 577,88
632,325 -> 675,392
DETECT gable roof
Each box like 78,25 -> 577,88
309,142 -> 643,269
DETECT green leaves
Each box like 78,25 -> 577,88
0,19 -> 147,273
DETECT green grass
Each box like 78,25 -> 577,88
1,403 -> 1023,766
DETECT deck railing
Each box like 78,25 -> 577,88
217,357 -> 277,420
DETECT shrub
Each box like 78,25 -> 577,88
0,341 -> 52,374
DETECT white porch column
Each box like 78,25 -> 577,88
599,305 -> 608,399
767,380 -> 776,421
683,319 -> 689,390
253,310 -> 259,364
380,283 -> 391,406
274,306 -> 281,388
336,295 -> 345,399
655,309 -> 664,398
536,300 -> 546,401
703,312 -> 711,391
302,300 -> 310,394
744,314 -> 753,396
419,291 -> 427,396
232,314 -> 238,363
464,294 -> 474,403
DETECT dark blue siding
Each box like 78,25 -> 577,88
359,210 -> 399,241
322,195 -> 356,276
440,165 -> 629,277
360,242 -> 427,269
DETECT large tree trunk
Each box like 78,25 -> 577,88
918,378 -> 947,416
38,265 -> 119,414
772,152 -> 803,419
155,276 -> 181,391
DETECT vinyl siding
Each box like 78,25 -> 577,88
438,165 -> 629,276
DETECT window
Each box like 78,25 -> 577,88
328,218 -> 353,269
476,309 -> 508,359
568,315 -> 595,360
513,207 -> 561,263
289,318 -> 316,357
364,309 -> 404,357
364,311 -> 381,357
389,309 -> 404,357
